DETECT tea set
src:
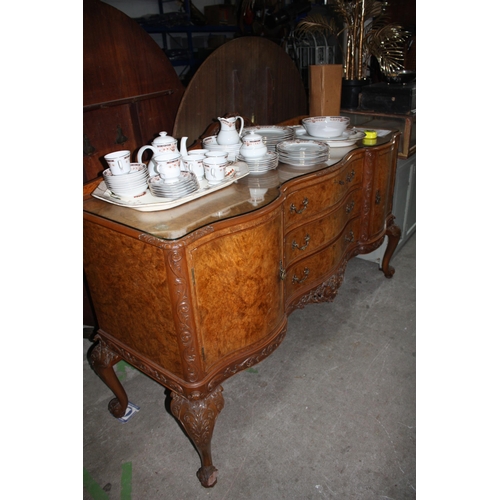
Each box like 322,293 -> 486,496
102,119 -> 246,199
101,116 -> 365,202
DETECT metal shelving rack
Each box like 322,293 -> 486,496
137,0 -> 239,71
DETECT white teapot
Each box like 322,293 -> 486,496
217,116 -> 244,145
239,132 -> 267,159
137,132 -> 189,176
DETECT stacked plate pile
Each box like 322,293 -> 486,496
237,150 -> 279,173
242,126 -> 294,151
277,140 -> 330,167
296,127 -> 366,147
202,136 -> 241,161
148,171 -> 199,200
103,163 -> 148,198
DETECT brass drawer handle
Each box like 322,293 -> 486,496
290,197 -> 308,214
345,230 -> 354,243
292,234 -> 310,251
345,201 -> 355,214
292,267 -> 310,284
338,170 -> 355,185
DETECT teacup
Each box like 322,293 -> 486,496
188,149 -> 209,156
104,150 -> 131,175
183,155 -> 205,180
203,155 -> 228,166
203,159 -> 227,184
156,152 -> 183,182
205,151 -> 228,160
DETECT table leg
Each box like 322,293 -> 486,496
381,222 -> 402,278
170,386 -> 225,488
89,338 -> 129,418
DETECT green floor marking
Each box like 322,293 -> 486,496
83,468 -> 109,500
121,462 -> 132,500
83,462 -> 132,500
116,360 -> 135,381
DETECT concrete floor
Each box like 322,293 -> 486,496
83,234 -> 416,499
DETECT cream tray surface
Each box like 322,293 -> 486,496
92,162 -> 250,212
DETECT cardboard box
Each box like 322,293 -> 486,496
309,64 -> 343,116
204,5 -> 237,26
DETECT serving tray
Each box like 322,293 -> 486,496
92,162 -> 250,212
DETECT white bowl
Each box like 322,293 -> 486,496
302,116 -> 350,138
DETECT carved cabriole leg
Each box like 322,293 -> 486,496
170,386 -> 225,488
381,221 -> 402,278
89,336 -> 129,418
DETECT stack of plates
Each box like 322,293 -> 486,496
237,150 -> 279,173
297,127 -> 366,147
202,135 -> 241,161
277,140 -> 330,167
242,126 -> 294,151
148,171 -> 199,199
103,163 -> 148,198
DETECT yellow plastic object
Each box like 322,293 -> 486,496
362,129 -> 377,145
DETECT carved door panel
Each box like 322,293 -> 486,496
186,206 -> 284,372
83,220 -> 184,377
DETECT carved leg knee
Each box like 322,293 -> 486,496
170,386 -> 225,488
381,222 -> 401,278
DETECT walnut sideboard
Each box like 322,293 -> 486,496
83,131 -> 401,488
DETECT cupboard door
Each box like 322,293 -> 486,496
367,144 -> 398,237
187,207 -> 284,371
83,220 -> 183,376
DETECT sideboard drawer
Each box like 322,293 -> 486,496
284,158 -> 363,228
285,217 -> 361,298
284,188 -> 362,266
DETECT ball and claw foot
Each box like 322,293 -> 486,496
108,397 -> 127,418
197,465 -> 218,488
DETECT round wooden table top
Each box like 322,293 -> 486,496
173,36 -> 308,148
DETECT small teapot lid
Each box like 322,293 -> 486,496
152,131 -> 176,146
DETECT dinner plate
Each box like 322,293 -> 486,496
277,139 -> 329,155
242,126 -> 294,151
299,129 -> 366,147
237,151 -> 279,172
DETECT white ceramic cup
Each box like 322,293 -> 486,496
203,160 -> 227,183
104,150 -> 131,175
156,152 -> 182,181
188,149 -> 209,156
183,155 -> 205,179
205,151 -> 228,160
